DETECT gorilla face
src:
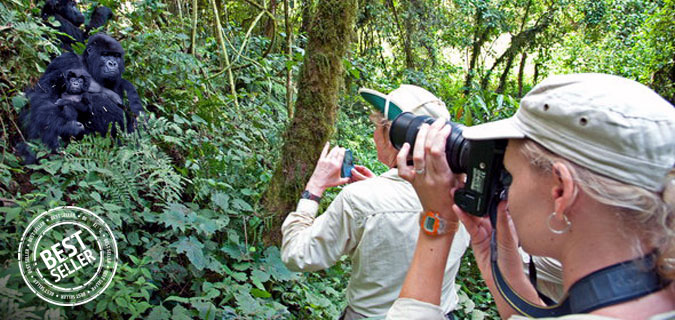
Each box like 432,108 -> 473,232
84,34 -> 125,88
66,71 -> 86,94
100,51 -> 122,81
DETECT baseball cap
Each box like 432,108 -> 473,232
359,85 -> 451,121
462,73 -> 675,192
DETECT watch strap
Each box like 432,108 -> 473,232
301,190 -> 321,203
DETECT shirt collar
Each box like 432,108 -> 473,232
380,168 -> 405,181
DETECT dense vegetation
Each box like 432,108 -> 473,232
0,0 -> 672,319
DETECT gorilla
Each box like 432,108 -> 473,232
41,0 -> 113,50
85,6 -> 114,35
32,34 -> 142,137
20,69 -> 88,158
41,0 -> 85,49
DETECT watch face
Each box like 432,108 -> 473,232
424,216 -> 436,231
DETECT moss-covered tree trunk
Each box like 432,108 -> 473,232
262,0 -> 358,245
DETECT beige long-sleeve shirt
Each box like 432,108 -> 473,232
281,169 -> 470,318
386,298 -> 675,320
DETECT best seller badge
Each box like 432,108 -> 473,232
18,206 -> 118,306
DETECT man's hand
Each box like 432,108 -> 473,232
350,165 -> 375,182
305,142 -> 351,197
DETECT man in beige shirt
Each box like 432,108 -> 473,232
281,85 -> 470,319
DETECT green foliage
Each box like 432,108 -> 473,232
0,0 -> 671,318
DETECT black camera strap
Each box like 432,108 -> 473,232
489,232 -> 667,316
527,255 -> 558,306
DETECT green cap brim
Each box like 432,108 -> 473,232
358,88 -> 404,121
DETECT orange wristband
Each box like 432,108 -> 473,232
420,211 -> 457,236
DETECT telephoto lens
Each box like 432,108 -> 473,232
389,112 -> 508,217
389,112 -> 470,173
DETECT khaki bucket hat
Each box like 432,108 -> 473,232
462,73 -> 675,192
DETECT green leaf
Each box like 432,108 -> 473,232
129,255 -> 140,265
165,296 -> 190,304
172,305 -> 192,320
11,95 -> 27,110
144,244 -> 167,263
191,302 -> 216,320
211,192 -> 230,211
91,191 -> 102,203
263,247 -> 298,281
252,269 -> 270,283
232,198 -> 253,212
147,305 -> 171,320
223,265 -> 247,282
115,297 -> 128,308
234,287 -> 265,315
233,262 -> 251,271
194,215 -> 225,236
0,207 -> 22,225
95,299 -> 108,314
170,236 -> 206,270
159,203 -> 194,232
250,288 -> 272,298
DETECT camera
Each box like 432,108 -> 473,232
341,149 -> 355,178
389,112 -> 510,217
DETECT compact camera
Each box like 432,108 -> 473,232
389,112 -> 511,217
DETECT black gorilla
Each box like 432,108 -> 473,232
21,69 -> 90,155
41,0 -> 85,49
41,0 -> 113,50
33,34 -> 142,136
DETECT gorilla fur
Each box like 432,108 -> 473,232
41,0 -> 85,49
86,6 -> 114,35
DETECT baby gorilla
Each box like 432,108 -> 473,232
55,69 -> 91,113
55,68 -> 122,112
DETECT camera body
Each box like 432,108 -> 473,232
389,112 -> 509,217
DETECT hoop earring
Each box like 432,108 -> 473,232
547,211 -> 571,234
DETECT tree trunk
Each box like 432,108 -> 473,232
299,0 -> 313,35
262,0 -> 358,245
517,52 -> 527,97
264,0 -> 278,38
496,54 -> 515,93
387,0 -> 415,70
285,0 -> 294,118
464,8 -> 486,95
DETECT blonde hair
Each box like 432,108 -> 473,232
369,111 -> 391,138
519,139 -> 675,281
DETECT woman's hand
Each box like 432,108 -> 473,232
350,165 -> 375,182
397,118 -> 459,221
455,199 -> 544,318
305,142 -> 351,197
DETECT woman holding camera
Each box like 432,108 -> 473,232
387,73 -> 675,319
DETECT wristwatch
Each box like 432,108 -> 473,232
420,211 -> 455,236
301,190 -> 321,203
